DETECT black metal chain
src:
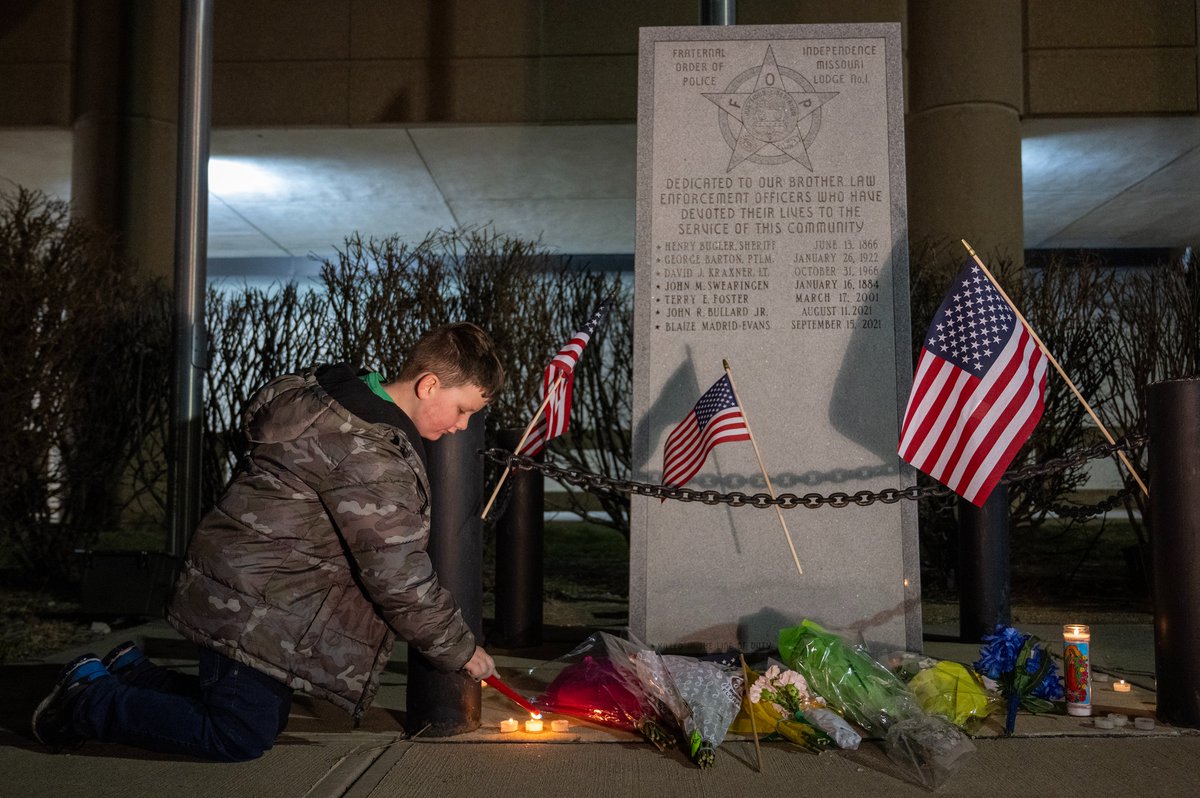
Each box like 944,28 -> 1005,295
1043,484 -> 1139,523
478,433 -> 1145,519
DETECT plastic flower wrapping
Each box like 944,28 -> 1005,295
972,624 -> 1065,735
627,646 -> 745,768
778,620 -> 922,732
533,632 -> 814,769
526,625 -> 994,785
661,655 -> 743,767
532,632 -> 679,749
728,662 -> 860,752
778,620 -> 976,788
531,631 -> 752,765
907,660 -> 996,730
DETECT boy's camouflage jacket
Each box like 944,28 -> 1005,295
167,364 -> 476,723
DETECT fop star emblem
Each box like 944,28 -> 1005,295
703,45 -> 839,172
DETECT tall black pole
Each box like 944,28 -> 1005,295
167,0 -> 212,557
493,429 -> 544,648
700,0 -> 736,26
406,412 -> 485,736
957,483 -> 1011,642
1148,376 -> 1200,728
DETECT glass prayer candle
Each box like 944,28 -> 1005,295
1063,624 -> 1092,716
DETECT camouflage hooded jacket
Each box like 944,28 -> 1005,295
167,364 -> 476,722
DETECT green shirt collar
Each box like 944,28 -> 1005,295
360,371 -> 395,405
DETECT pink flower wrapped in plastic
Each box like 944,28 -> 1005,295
749,663 -> 821,715
532,632 -> 679,749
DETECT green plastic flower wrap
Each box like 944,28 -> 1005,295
778,620 -> 921,734
908,660 -> 997,730
778,620 -> 976,789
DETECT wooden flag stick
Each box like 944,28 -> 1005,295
722,359 -> 804,575
479,373 -> 566,520
961,239 -> 1149,497
739,653 -> 763,774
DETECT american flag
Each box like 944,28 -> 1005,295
661,373 -> 751,488
518,299 -> 612,457
898,262 -> 1049,506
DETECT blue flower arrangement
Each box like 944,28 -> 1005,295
973,625 -> 1065,735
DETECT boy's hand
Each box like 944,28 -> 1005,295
463,646 -> 495,680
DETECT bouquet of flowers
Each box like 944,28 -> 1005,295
972,624 -> 1065,735
532,632 -> 678,749
907,660 -> 996,730
730,663 -> 858,752
778,621 -> 923,734
661,655 -> 744,768
779,620 -> 975,788
751,663 -> 816,715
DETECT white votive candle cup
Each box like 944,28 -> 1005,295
499,718 -> 518,733
1134,717 -> 1156,731
550,719 -> 570,732
1093,717 -> 1114,729
1108,713 -> 1128,727
525,718 -> 543,733
1113,679 -> 1131,693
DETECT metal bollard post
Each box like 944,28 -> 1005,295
957,483 -> 1011,642
493,429 -> 544,648
405,412 -> 484,736
1148,376 -> 1200,728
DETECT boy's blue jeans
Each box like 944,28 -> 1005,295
74,647 -> 293,761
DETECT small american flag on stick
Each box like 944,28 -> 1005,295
898,261 -> 1049,506
481,298 -> 614,521
661,373 -> 750,488
518,299 -> 612,457
662,365 -> 804,575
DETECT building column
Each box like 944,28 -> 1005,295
906,0 -> 1024,268
72,0 -> 180,281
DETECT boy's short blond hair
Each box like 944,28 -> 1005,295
397,322 -> 505,399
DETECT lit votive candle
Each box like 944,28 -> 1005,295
525,718 -> 543,733
499,718 -> 518,733
550,719 -> 570,733
1113,679 -> 1132,693
1063,624 -> 1093,717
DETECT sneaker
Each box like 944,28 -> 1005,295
102,640 -> 148,680
31,654 -> 109,750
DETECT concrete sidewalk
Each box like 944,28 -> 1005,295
3,619 -> 1198,797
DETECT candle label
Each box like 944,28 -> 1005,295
1064,641 -> 1091,705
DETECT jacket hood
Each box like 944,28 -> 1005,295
243,364 -> 427,471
